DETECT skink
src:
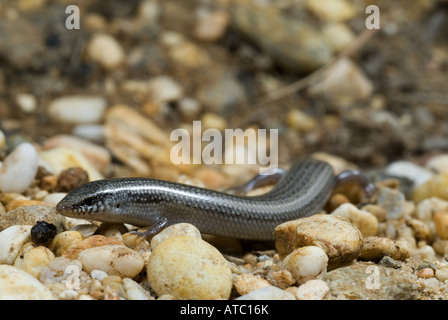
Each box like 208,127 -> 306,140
56,159 -> 373,240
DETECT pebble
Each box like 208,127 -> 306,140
414,174 -> 448,203
194,9 -> 229,42
48,96 -> 107,125
39,147 -> 104,181
295,279 -> 330,300
62,235 -> 124,260
418,268 -> 435,279
122,277 -> 153,300
147,75 -> 184,103
0,142 -> 38,193
236,286 -> 295,300
426,154 -> 448,175
147,236 -> 232,299
274,215 -> 363,270
231,3 -> 331,73
86,33 -> 125,70
406,218 -> 433,243
416,197 -> 448,221
15,93 -> 37,113
377,187 -> 407,219
5,199 -> 51,211
42,193 -> 67,206
0,265 -> 55,299
49,231 -> 84,256
362,204 -> 387,222
435,268 -> 448,282
308,58 -> 373,107
330,203 -> 378,237
78,244 -> 144,278
30,221 -> 57,245
305,0 -> 356,22
282,246 -> 329,284
0,225 -> 32,264
359,237 -> 411,261
56,167 -> 89,192
233,274 -> 272,296
43,135 -> 111,173
286,109 -> 317,132
0,205 -> 65,233
72,124 -> 105,144
385,161 -> 434,189
39,257 -> 84,287
434,212 -> 448,240
322,22 -> 355,53
150,223 -> 201,250
13,242 -> 55,278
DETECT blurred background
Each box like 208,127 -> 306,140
0,0 -> 447,186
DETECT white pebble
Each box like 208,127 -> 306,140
122,278 -> 152,300
0,225 -> 32,264
385,161 -> 434,188
91,269 -> 108,281
78,244 -> 144,278
87,33 -> 125,70
0,265 -> 55,299
72,124 -> 105,143
283,246 -> 328,284
426,154 -> 448,175
150,223 -> 201,250
48,96 -> 107,125
43,192 -> 67,206
147,75 -> 184,103
295,279 -> 329,300
236,286 -> 295,300
0,143 -> 38,193
15,93 -> 37,113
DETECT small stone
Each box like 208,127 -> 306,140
282,246 -> 328,285
0,142 -> 38,193
150,223 -> 201,250
72,124 -> 105,144
15,93 -> 37,113
86,33 -> 125,70
385,161 -> 434,189
426,154 -> 448,175
39,147 -> 104,181
434,212 -> 448,240
147,236 -> 232,299
414,174 -> 448,203
322,22 -> 355,53
236,286 -> 295,300
0,205 -> 65,233
78,244 -> 144,278
286,109 -> 317,132
325,193 -> 349,213
39,257 -> 84,287
0,265 -> 55,299
308,58 -> 373,107
377,187 -> 407,219
233,274 -> 272,296
417,268 -> 434,279
274,215 -> 363,270
30,221 -> 57,245
43,134 -> 111,173
361,204 -> 387,222
5,199 -> 52,212
62,235 -> 124,260
295,279 -> 330,300
194,10 -> 229,42
91,269 -> 108,281
42,193 -> 67,207
359,237 -> 411,261
0,225 -> 32,264
122,278 -> 152,300
177,97 -> 202,121
305,0 -> 356,22
330,203 -> 378,237
49,231 -> 84,256
56,167 -> 89,192
432,240 -> 448,256
406,219 -> 433,243
13,242 -> 55,278
435,268 -> 448,282
48,96 -> 107,125
147,75 -> 184,103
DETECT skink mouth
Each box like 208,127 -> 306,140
56,202 -> 72,214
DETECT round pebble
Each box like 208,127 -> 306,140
283,246 -> 329,284
147,235 -> 232,299
414,174 -> 448,203
13,242 -> 55,278
31,221 -> 57,245
48,231 -> 84,256
236,286 -> 295,300
48,96 -> 107,125
330,203 -> 378,237
0,225 -> 32,264
417,268 -> 434,279
0,142 -> 38,193
78,244 -> 144,278
86,33 -> 125,70
0,265 -> 55,299
433,212 -> 448,240
233,274 -> 272,296
274,215 -> 363,270
359,237 -> 410,261
295,279 -> 330,300
150,223 -> 201,250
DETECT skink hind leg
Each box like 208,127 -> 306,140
333,169 -> 376,203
